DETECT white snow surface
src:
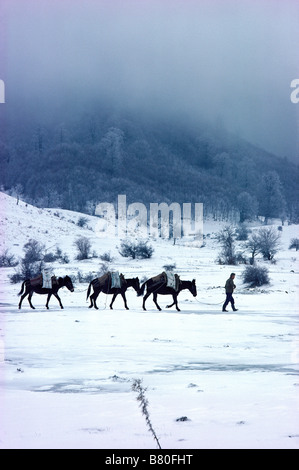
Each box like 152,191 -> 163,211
0,192 -> 299,449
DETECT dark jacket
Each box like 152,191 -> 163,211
225,278 -> 236,293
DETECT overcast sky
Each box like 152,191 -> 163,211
1,0 -> 298,160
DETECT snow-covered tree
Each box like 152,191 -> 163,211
100,127 -> 125,175
237,191 -> 258,222
258,171 -> 286,224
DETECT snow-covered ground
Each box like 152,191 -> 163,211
0,192 -> 298,449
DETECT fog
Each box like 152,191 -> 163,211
1,0 -> 298,160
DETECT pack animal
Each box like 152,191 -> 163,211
18,275 -> 74,309
138,273 -> 197,311
86,272 -> 140,310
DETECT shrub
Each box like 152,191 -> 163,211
23,239 -> 44,263
289,238 -> 299,251
135,240 -> 154,259
43,252 -> 57,263
242,265 -> 270,287
100,251 -> 114,262
77,216 -> 88,228
119,239 -> 154,259
0,250 -> 18,267
77,270 -> 95,283
43,246 -> 69,264
9,240 -> 45,283
55,247 -> 70,264
74,236 -> 92,260
163,263 -> 176,271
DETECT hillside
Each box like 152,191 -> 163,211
1,111 -> 299,221
1,191 -> 298,294
0,191 -> 105,259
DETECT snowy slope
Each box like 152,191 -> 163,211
0,192 -> 113,258
0,192 -> 299,449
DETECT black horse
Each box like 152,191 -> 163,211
18,275 -> 74,309
86,273 -> 140,309
138,275 -> 197,311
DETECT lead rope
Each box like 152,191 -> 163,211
193,297 -> 225,306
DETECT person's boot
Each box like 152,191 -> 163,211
233,307 -> 238,311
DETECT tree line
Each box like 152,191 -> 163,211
1,109 -> 298,223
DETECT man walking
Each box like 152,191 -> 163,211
222,273 -> 238,312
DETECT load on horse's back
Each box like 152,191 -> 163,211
42,267 -> 54,288
144,271 -> 180,292
86,272 -> 139,310
110,271 -> 126,289
30,267 -> 58,290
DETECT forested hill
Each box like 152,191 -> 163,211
1,109 -> 298,222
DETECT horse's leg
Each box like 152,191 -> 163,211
110,293 -> 117,309
19,291 -> 28,309
89,293 -> 97,308
142,291 -> 151,310
92,288 -> 101,309
88,285 -> 94,308
93,294 -> 100,309
89,291 -> 98,308
173,294 -> 180,311
45,293 -> 52,309
28,291 -> 35,309
153,293 -> 162,311
120,292 -> 129,310
53,293 -> 63,309
166,297 -> 176,309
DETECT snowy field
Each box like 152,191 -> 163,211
0,192 -> 299,449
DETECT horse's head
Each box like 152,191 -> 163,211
64,275 -> 74,292
190,279 -> 197,297
131,277 -> 140,293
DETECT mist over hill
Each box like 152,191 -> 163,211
1,1 -> 298,222
0,106 -> 298,223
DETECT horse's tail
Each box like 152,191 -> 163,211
86,281 -> 93,300
18,280 -> 26,296
137,282 -> 146,297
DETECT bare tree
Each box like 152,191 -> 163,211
74,237 -> 92,260
256,227 -> 281,261
246,232 -> 261,264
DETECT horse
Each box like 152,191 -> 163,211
18,275 -> 74,309
138,274 -> 197,311
86,273 -> 140,310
